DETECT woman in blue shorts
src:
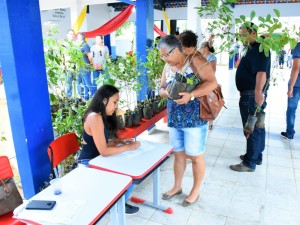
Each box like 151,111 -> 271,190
157,35 -> 217,207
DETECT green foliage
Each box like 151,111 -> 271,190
104,53 -> 143,109
197,1 -> 299,56
52,100 -> 87,140
43,22 -> 89,140
115,21 -> 133,37
144,48 -> 165,94
0,132 -> 6,142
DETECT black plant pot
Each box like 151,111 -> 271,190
143,107 -> 152,119
117,115 -> 125,130
152,100 -> 160,114
132,110 -> 140,126
124,111 -> 133,127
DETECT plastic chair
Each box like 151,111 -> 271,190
0,156 -> 25,225
47,132 -> 80,178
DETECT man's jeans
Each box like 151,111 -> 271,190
239,93 -> 267,169
66,72 -> 74,98
77,69 -> 92,100
91,70 -> 104,96
286,86 -> 300,137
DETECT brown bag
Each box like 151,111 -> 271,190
189,52 -> 226,121
197,84 -> 225,121
0,177 -> 23,216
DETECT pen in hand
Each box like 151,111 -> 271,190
134,134 -> 136,142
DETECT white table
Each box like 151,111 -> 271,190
14,167 -> 132,225
89,139 -> 174,213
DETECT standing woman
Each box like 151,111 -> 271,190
158,35 -> 217,206
200,41 -> 217,130
77,85 -> 141,214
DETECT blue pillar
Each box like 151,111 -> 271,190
136,0 -> 154,101
0,0 -> 54,198
104,34 -> 111,56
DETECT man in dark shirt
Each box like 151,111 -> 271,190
230,22 -> 271,172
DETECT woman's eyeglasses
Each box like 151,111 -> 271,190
161,48 -> 175,58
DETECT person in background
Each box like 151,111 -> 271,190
234,38 -> 241,68
200,41 -> 217,130
90,35 -> 110,96
158,34 -> 217,207
77,85 -> 141,214
286,48 -> 293,69
281,41 -> 300,140
279,47 -> 286,69
230,22 -> 271,172
77,32 -> 93,101
64,29 -> 76,98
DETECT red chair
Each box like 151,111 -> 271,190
47,132 -> 80,178
0,156 -> 25,225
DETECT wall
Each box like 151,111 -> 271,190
40,8 -> 71,40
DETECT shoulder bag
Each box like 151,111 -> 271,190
0,177 -> 23,216
189,52 -> 226,121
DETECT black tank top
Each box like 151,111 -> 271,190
78,126 -> 109,160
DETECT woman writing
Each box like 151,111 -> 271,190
77,84 -> 141,214
158,35 -> 217,206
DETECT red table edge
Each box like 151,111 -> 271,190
89,147 -> 173,180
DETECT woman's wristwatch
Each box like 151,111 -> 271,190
190,92 -> 195,101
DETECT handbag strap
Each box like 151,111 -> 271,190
0,177 -> 9,193
188,51 -> 209,81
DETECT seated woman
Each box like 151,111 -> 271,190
77,84 -> 141,215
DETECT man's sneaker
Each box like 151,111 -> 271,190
125,203 -> 139,215
281,132 -> 293,140
240,155 -> 262,165
229,163 -> 255,172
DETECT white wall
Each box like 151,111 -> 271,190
40,8 -> 71,40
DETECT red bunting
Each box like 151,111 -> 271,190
83,5 -> 134,38
154,24 -> 167,36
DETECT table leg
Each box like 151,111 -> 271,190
131,167 -> 173,214
110,195 -> 126,225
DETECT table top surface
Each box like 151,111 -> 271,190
14,167 -> 132,225
89,139 -> 173,179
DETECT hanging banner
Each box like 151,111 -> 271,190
83,5 -> 134,38
154,25 -> 167,36
162,8 -> 170,35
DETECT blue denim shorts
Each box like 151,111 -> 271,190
169,124 -> 208,156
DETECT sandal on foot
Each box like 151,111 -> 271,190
162,189 -> 182,200
182,196 -> 199,207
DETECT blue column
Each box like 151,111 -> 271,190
0,0 -> 54,198
136,0 -> 154,101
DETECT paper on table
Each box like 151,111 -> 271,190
120,139 -> 155,159
14,198 -> 84,225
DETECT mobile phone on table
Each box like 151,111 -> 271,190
26,200 -> 56,210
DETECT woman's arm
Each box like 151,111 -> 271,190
159,64 -> 169,98
175,56 -> 218,105
85,113 -> 140,156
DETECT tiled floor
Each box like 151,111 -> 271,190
1,66 -> 299,224
97,66 -> 300,225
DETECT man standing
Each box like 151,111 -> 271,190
281,41 -> 300,140
230,23 -> 271,172
77,32 -> 93,101
64,29 -> 76,98
90,35 -> 110,95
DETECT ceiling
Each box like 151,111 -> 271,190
108,0 -> 299,11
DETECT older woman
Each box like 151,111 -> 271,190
158,35 -> 217,206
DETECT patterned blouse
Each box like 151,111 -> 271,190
165,63 -> 207,128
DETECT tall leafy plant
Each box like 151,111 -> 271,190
105,53 -> 143,110
197,0 -> 299,56
144,47 -> 165,98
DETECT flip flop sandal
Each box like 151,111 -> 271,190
162,189 -> 182,200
